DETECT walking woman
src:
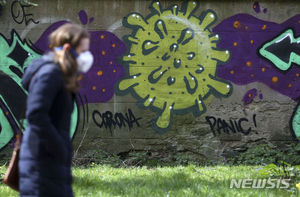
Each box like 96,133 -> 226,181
19,23 -> 93,197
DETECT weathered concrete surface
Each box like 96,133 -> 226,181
0,0 -> 298,161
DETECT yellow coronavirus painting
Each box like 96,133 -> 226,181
117,0 -> 232,132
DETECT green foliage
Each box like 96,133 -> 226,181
73,149 -> 122,168
259,163 -> 299,178
259,162 -> 300,195
174,152 -> 191,165
73,149 -> 207,168
73,143 -> 300,168
224,143 -> 300,195
227,143 -> 300,165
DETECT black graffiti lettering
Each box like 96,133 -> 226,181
11,1 -> 39,26
92,108 -> 142,133
234,120 -> 241,132
128,108 -> 141,127
222,119 -> 236,134
92,110 -> 104,128
229,119 -> 237,133
206,115 -> 256,136
103,111 -> 115,132
205,116 -> 217,136
217,118 -> 226,134
123,112 -> 130,127
114,113 -> 125,127
239,118 -> 251,135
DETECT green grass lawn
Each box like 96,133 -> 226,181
0,165 -> 298,197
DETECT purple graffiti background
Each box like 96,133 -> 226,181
34,10 -> 126,104
78,30 -> 125,103
213,14 -> 300,101
242,88 -> 258,106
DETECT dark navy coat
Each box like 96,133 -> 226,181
19,53 -> 74,197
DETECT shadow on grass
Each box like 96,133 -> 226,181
72,166 -> 297,196
73,171 -> 220,196
72,171 -> 291,196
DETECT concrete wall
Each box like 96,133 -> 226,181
0,0 -> 299,161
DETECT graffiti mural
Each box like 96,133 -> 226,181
117,0 -> 232,133
213,14 -> 300,101
0,0 -> 298,157
213,14 -> 300,140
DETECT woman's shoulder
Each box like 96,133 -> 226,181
29,57 -> 63,89
34,53 -> 62,80
36,63 -> 61,78
22,53 -> 63,91
29,64 -> 63,92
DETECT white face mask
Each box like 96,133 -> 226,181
76,51 -> 94,73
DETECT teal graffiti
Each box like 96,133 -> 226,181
292,102 -> 300,140
70,102 -> 78,138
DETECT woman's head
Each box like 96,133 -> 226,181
50,23 -> 91,93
